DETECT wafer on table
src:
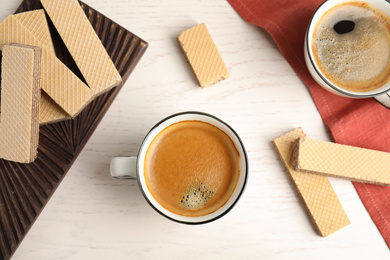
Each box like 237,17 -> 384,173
292,137 -> 390,186
177,23 -> 229,88
272,128 -> 350,237
0,15 -> 91,118
0,44 -> 41,163
41,0 -> 122,97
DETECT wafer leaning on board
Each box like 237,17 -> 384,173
0,0 -> 123,163
0,14 -> 92,118
0,44 -> 41,163
14,10 -> 70,124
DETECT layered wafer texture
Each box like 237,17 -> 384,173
0,15 -> 91,118
14,10 -> 55,53
14,10 -> 70,124
41,0 -> 123,97
293,137 -> 390,186
39,92 -> 70,124
272,128 -> 350,237
0,44 -> 41,163
177,23 -> 229,88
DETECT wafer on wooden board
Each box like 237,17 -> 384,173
40,92 -> 70,124
0,44 -> 41,163
0,15 -> 91,118
14,10 -> 55,53
41,0 -> 122,97
13,10 -> 70,124
177,23 -> 229,88
0,1 -> 148,259
292,137 -> 390,186
272,128 -> 350,237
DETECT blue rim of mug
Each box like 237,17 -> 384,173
305,0 -> 390,98
135,111 -> 248,225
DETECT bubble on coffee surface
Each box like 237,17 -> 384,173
333,20 -> 355,34
312,3 -> 390,91
180,182 -> 214,210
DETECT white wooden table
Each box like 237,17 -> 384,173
1,0 -> 389,259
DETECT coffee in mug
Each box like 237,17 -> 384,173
311,2 -> 390,93
305,0 -> 390,107
110,112 -> 248,224
144,120 -> 240,217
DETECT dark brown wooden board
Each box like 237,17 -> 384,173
0,1 -> 148,259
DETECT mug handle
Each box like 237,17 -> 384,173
110,156 -> 137,179
374,91 -> 390,108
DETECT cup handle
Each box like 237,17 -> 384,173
374,91 -> 390,108
110,156 -> 137,179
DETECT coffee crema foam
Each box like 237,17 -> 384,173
312,2 -> 390,92
144,120 -> 240,217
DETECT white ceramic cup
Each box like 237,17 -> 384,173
110,111 -> 248,224
304,0 -> 390,107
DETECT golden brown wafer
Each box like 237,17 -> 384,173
14,10 -> 55,53
13,10 -> 70,124
272,128 -> 350,237
39,92 -> 70,125
177,23 -> 229,88
41,0 -> 122,97
0,44 -> 41,163
0,15 -> 92,118
293,137 -> 390,186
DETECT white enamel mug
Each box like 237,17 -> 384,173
304,0 -> 390,107
110,111 -> 248,224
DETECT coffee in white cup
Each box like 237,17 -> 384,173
305,0 -> 390,107
110,112 -> 248,224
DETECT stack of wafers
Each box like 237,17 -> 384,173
0,0 -> 123,163
273,127 -> 390,237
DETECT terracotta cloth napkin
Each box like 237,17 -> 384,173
227,0 -> 390,246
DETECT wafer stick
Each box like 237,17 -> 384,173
40,92 -> 70,125
13,10 -> 70,124
0,15 -> 92,118
14,10 -> 55,53
41,0 -> 122,97
0,44 -> 41,163
272,128 -> 350,237
293,137 -> 390,186
177,23 -> 229,88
